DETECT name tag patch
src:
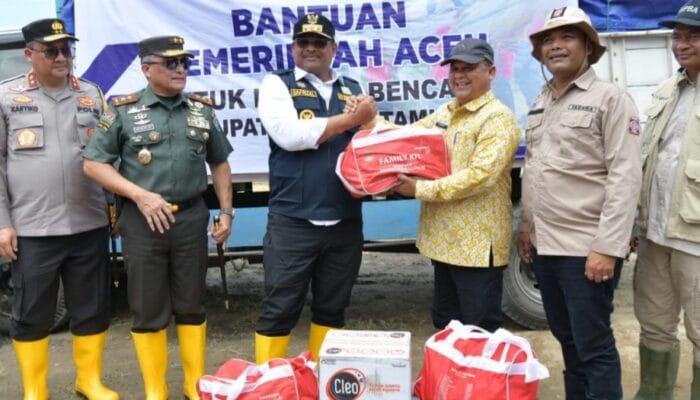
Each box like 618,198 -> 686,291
10,105 -> 39,113
567,104 -> 598,113
290,88 -> 318,98
133,123 -> 155,133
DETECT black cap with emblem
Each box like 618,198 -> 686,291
22,18 -> 77,43
293,13 -> 335,40
138,35 -> 193,58
660,0 -> 700,28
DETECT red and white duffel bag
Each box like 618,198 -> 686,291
413,321 -> 549,400
336,125 -> 451,198
197,351 -> 318,400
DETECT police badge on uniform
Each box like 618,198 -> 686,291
16,129 -> 37,147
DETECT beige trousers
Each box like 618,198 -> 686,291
634,237 -> 700,365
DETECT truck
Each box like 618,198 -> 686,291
0,0 -> 687,333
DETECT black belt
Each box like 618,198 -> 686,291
121,196 -> 201,213
169,196 -> 201,213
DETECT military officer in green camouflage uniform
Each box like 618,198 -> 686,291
83,36 -> 233,400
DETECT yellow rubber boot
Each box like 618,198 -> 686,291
177,322 -> 206,400
254,332 -> 290,364
12,337 -> 49,400
73,332 -> 120,399
132,330 -> 169,400
309,323 -> 335,361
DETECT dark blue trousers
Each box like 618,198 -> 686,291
533,249 -> 623,400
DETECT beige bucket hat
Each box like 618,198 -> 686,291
529,6 -> 606,64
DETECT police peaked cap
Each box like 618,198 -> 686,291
22,18 -> 77,43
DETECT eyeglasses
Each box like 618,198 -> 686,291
145,56 -> 192,71
294,38 -> 331,49
671,33 -> 700,44
28,46 -> 73,59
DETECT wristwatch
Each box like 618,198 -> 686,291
220,208 -> 235,218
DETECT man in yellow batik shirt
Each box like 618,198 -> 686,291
394,38 -> 520,331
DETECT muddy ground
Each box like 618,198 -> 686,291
0,252 -> 695,399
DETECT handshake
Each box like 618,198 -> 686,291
343,94 -> 378,129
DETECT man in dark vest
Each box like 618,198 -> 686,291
256,12 -> 377,362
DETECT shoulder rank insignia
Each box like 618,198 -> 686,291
70,75 -> 80,91
27,72 -> 39,89
188,93 -> 213,106
111,93 -> 140,107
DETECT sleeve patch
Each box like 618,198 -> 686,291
98,111 -> 116,131
628,117 -> 640,136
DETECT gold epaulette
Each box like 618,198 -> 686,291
188,93 -> 213,106
111,93 -> 140,107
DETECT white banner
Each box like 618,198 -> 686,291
74,0 -> 575,177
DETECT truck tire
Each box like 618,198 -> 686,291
0,260 -> 70,334
501,204 -> 548,330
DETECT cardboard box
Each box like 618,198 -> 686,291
319,330 -> 411,399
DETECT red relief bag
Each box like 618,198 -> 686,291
197,351 -> 318,400
336,126 -> 451,198
413,321 -> 549,400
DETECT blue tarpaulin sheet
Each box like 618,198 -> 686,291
580,0 -> 688,32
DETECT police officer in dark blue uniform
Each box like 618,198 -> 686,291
256,13 -> 377,362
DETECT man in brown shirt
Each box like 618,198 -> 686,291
517,6 -> 641,399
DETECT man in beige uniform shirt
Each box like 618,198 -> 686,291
0,19 -> 118,400
633,1 -> 700,398
517,7 -> 641,400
